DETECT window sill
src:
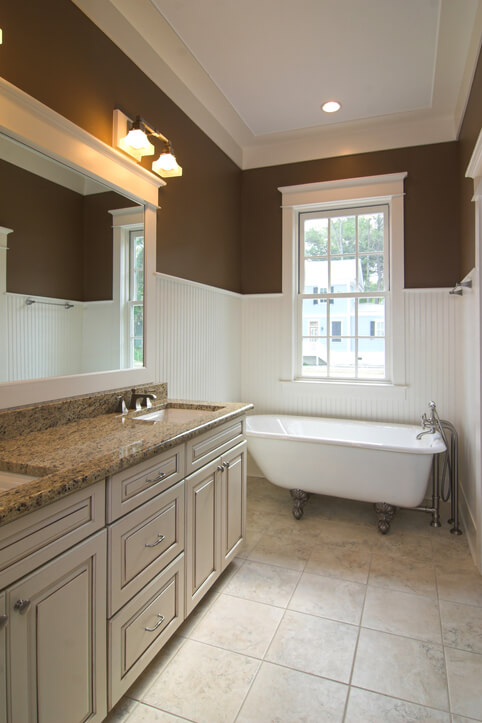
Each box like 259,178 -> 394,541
279,378 -> 408,400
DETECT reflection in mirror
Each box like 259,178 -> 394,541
0,133 -> 144,383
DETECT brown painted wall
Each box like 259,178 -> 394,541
1,0 -> 242,293
0,160 -> 135,300
82,192 -> 139,302
241,142 -> 460,293
0,160 -> 84,299
458,47 -> 482,278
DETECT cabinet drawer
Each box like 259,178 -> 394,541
106,444 -> 185,522
108,555 -> 184,709
108,481 -> 184,616
185,418 -> 245,475
0,481 -> 105,589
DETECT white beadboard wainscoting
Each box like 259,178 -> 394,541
155,273 -> 242,402
241,289 -> 457,424
4,294 -> 124,382
153,273 -> 479,569
5,293 -> 83,381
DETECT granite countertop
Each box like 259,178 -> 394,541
0,398 -> 253,527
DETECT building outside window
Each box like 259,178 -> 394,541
299,205 -> 388,380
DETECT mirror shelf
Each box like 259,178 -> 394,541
0,78 -> 164,410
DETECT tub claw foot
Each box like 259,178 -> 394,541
290,489 -> 310,520
374,502 -> 395,534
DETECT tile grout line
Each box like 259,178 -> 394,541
436,557 -> 455,717
231,538 -> 306,723
341,548 -> 373,722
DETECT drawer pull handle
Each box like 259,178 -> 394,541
145,614 -> 165,632
145,471 -> 166,485
14,599 -> 31,614
222,461 -> 230,469
0,615 -> 8,629
145,534 -> 165,548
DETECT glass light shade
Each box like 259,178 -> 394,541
119,128 -> 154,159
152,152 -> 182,178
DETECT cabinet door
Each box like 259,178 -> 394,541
221,441 -> 247,569
185,460 -> 221,616
0,592 -> 6,723
6,531 -> 107,723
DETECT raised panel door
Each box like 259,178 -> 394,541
185,460 -> 221,615
6,531 -> 107,723
221,441 -> 247,569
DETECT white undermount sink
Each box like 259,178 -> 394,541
0,470 -> 40,491
134,405 -> 223,424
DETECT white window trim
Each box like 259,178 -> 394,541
110,207 -> 144,370
279,173 -> 407,399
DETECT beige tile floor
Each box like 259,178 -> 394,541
106,477 -> 482,723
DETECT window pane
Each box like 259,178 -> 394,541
304,218 -> 328,257
302,299 -> 327,336
131,235 -> 144,302
358,337 -> 385,378
360,254 -> 384,292
302,337 -> 327,376
358,297 -> 385,337
329,338 -> 356,377
133,304 -> 143,337
358,212 -> 384,253
303,258 -> 328,293
330,256 -> 356,292
330,296 -> 355,338
133,337 -> 143,367
330,215 -> 356,255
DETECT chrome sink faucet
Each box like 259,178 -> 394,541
130,390 -> 157,411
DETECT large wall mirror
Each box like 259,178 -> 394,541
0,78 -> 163,409
0,133 -> 145,383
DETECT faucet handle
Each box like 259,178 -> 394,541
116,395 -> 128,414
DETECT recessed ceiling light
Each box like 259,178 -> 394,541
321,100 -> 341,113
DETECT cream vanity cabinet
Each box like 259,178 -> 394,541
0,412 -> 247,721
0,482 -> 107,723
185,419 -> 247,615
106,444 -> 186,708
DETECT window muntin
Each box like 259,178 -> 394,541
299,204 -> 389,380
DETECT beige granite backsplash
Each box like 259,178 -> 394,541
0,383 -> 167,441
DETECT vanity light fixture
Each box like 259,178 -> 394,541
321,100 -> 341,113
113,109 -> 182,178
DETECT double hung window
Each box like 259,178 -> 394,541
299,205 -> 388,380
279,173 -> 406,392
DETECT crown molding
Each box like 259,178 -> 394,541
73,0 -> 480,171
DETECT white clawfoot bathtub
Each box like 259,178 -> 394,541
246,415 -> 446,530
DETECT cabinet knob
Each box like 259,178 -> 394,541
0,614 -> 8,629
14,599 -> 31,614
216,465 -> 224,472
222,461 -> 230,469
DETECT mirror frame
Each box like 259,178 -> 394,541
0,77 -> 165,409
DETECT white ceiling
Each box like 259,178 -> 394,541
74,0 -> 482,169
